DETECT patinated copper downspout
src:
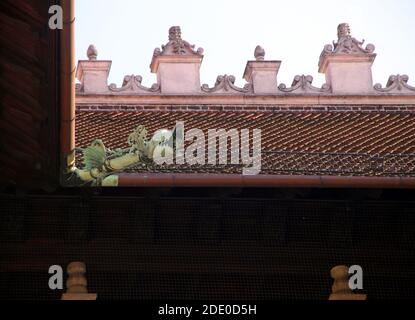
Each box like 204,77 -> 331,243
117,173 -> 415,188
60,0 -> 75,171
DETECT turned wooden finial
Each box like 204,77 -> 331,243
329,265 -> 366,300
61,262 -> 97,300
331,265 -> 352,295
66,262 -> 88,294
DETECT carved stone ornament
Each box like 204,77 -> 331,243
109,75 -> 160,94
320,23 -> 375,65
374,74 -> 415,93
75,83 -> 82,93
254,45 -> 265,61
153,26 -> 204,57
201,75 -> 253,94
278,75 -> 330,94
87,44 -> 98,61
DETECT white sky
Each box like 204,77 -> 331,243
75,0 -> 415,88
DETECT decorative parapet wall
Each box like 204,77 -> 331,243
76,24 -> 415,97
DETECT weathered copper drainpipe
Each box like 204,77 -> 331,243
118,173 -> 415,188
60,0 -> 75,171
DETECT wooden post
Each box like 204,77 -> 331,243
61,262 -> 97,300
329,265 -> 366,300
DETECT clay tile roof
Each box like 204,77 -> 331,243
75,109 -> 415,177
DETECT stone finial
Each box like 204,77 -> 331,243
169,26 -> 182,41
337,23 -> 351,39
243,46 -> 281,94
152,26 -> 204,57
318,23 -> 376,94
87,44 -> 98,61
76,45 -> 112,94
61,262 -> 97,300
329,265 -> 366,300
150,26 -> 204,94
254,45 -> 265,61
320,23 -> 375,59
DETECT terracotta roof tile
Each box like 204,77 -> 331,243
75,110 -> 415,176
